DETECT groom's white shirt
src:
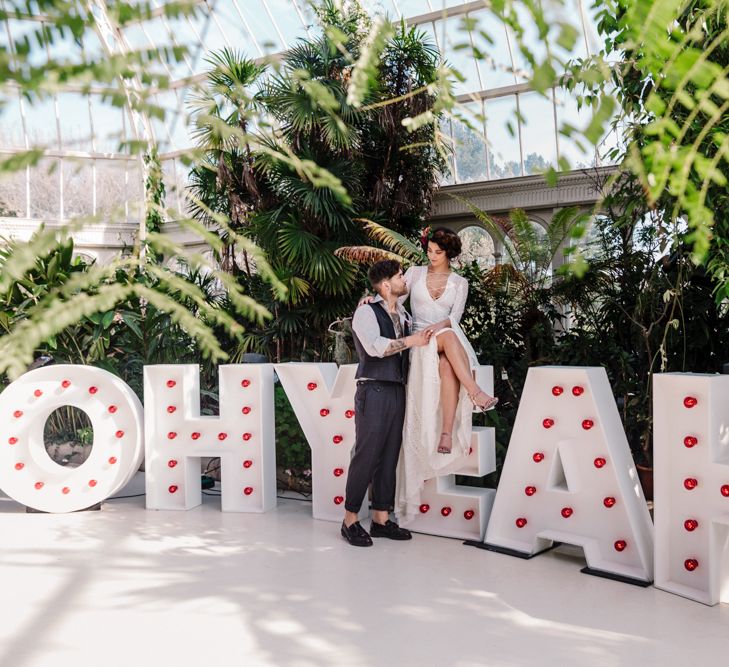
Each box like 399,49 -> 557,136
351,295 -> 411,358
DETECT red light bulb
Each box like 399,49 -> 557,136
345,410 -> 355,419
243,460 -> 253,469
33,389 -> 42,397
684,436 -> 698,448
464,510 -> 475,520
241,379 -> 251,388
34,482 -> 44,490
14,462 -> 24,470
515,517 -> 528,528
614,540 -> 627,552
167,405 -> 176,414
572,385 -> 584,396
242,406 -> 251,415
684,477 -> 698,490
333,495 -> 344,504
441,507 -> 452,517
542,418 -> 555,429
721,485 -> 729,497
62,487 -> 70,495
115,430 -> 124,438
683,396 -> 698,408
684,558 -> 699,571
244,487 -> 254,496
551,385 -> 564,396
167,431 -> 177,440
191,432 -> 201,440
108,405 -> 117,413
684,519 -> 699,531
8,437 -> 18,445
525,486 -> 537,496
594,457 -> 606,468
603,496 -> 616,508
88,386 -> 98,394
242,433 -> 252,441
13,410 -> 23,418
533,452 -> 545,463
307,382 -> 317,391
218,433 -> 228,441
333,468 -> 344,477
561,507 -> 573,518
168,460 -> 178,468
61,380 -> 71,388
320,408 -> 330,417
88,479 -> 97,488
419,504 -> 430,513
108,456 -> 117,465
168,485 -> 178,493
332,435 -> 343,444
582,419 -> 594,430
166,380 -> 176,388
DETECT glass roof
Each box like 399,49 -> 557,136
0,0 -> 612,223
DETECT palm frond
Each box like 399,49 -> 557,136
334,245 -> 404,265
356,218 -> 424,262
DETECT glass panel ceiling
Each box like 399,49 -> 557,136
0,0 -> 612,223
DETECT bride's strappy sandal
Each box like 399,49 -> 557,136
469,390 -> 499,413
437,432 -> 453,454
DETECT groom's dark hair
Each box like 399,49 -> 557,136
368,259 -> 402,290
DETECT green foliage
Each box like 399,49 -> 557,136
189,2 -> 447,361
557,0 -> 729,285
274,385 -> 311,471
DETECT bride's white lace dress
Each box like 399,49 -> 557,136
395,265 -> 479,523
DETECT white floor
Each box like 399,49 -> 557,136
1,475 -> 728,667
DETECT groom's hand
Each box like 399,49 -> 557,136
408,330 -> 432,347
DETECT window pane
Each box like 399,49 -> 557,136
23,96 -> 59,149
458,225 -> 495,270
29,158 -> 60,219
57,93 -> 93,150
484,95 -> 521,179
452,103 -> 488,183
555,85 -> 596,169
519,91 -> 557,175
466,11 -> 517,90
0,168 -> 27,218
62,158 -> 94,218
0,94 -> 27,148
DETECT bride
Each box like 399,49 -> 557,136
394,226 -> 497,522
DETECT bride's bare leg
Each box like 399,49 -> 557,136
438,353 -> 459,454
436,330 -> 497,410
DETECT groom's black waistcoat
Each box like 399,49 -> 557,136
353,302 -> 410,384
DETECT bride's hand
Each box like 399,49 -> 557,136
358,294 -> 374,306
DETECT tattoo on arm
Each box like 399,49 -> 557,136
383,338 -> 407,356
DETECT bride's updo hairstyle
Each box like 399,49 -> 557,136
424,226 -> 462,259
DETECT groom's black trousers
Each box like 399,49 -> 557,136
344,380 -> 406,514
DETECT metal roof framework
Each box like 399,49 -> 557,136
0,0 -> 613,223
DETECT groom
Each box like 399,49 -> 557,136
341,260 -> 432,547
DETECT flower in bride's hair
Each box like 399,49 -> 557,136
420,226 -> 433,251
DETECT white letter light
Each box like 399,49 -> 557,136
0,365 -> 143,512
399,366 -> 496,541
274,363 -> 358,521
484,367 -> 654,583
144,364 -> 276,512
654,373 -> 729,605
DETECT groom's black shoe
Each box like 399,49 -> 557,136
370,520 -> 412,540
341,521 -> 373,547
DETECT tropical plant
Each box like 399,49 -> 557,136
188,1 -> 448,361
